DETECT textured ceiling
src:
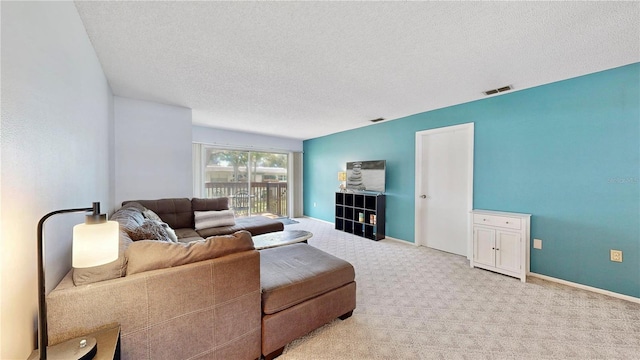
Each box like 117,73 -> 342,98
74,1 -> 639,140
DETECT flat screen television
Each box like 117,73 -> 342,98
346,160 -> 386,193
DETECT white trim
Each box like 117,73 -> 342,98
192,143 -> 204,198
528,272 -> 640,304
414,123 -> 474,259
192,140 -> 293,154
414,133 -> 423,246
303,216 -> 334,225
290,152 -> 304,218
192,125 -> 303,152
380,236 -> 418,246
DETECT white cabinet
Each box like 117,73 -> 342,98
470,210 -> 531,282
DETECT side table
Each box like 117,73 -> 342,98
29,323 -> 121,360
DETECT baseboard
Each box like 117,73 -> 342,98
302,216 -> 334,225
380,236 -> 417,246
528,272 -> 640,304
304,217 -> 416,246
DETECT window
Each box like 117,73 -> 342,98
196,146 -> 289,218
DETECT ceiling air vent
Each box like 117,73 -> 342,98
484,85 -> 513,96
369,118 -> 385,123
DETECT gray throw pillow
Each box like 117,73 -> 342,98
194,210 -> 236,230
128,219 -> 172,242
142,208 -> 163,222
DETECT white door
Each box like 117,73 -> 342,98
415,123 -> 473,257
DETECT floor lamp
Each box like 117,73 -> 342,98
35,202 -> 118,360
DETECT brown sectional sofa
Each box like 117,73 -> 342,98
123,197 -> 284,242
48,204 -> 263,359
46,197 -> 356,360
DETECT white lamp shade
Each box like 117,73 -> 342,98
72,220 -> 119,268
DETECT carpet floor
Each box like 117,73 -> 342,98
278,217 -> 640,359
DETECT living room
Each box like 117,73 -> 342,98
2,1 -> 639,359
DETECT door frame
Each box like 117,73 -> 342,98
414,122 -> 474,259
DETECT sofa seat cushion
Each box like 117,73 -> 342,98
260,244 -> 355,315
174,228 -> 204,243
196,215 -> 284,237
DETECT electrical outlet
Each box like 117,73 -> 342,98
533,239 -> 542,249
610,249 -> 623,262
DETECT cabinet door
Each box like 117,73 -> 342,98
473,227 -> 495,267
495,230 -> 521,273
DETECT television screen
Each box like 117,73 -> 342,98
346,160 -> 385,193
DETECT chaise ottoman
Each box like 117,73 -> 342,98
260,243 -> 356,360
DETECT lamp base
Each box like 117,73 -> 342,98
29,336 -> 97,360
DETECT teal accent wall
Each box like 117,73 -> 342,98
303,63 -> 640,298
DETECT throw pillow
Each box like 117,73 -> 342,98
194,210 -> 236,230
121,201 -> 146,212
128,219 -> 172,242
125,230 -> 254,275
111,207 -> 145,233
163,224 -> 179,242
142,208 -> 163,222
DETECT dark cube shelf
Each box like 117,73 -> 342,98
335,192 -> 385,241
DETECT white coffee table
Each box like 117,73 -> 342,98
252,230 -> 313,250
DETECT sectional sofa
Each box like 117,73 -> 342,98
123,197 -> 284,241
48,198 -> 265,359
46,197 -> 356,360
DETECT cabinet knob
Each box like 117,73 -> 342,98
420,195 -> 427,199
496,248 -> 500,251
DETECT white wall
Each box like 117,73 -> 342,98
114,97 -> 193,206
0,2 -> 113,358
193,125 -> 303,152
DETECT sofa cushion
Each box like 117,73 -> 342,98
123,198 -> 193,229
192,197 -> 229,212
197,215 -> 284,237
174,228 -> 204,243
194,210 -> 236,230
125,230 -> 255,275
260,243 -> 355,315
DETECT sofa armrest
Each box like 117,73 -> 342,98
47,250 -> 261,360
